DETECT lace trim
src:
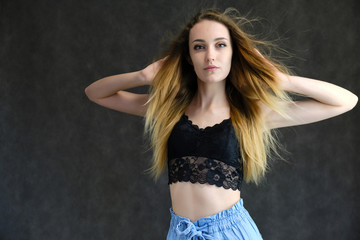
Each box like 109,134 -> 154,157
168,156 -> 243,191
183,114 -> 231,131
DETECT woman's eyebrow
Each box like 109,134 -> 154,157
191,37 -> 229,43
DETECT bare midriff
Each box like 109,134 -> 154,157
169,181 -> 241,222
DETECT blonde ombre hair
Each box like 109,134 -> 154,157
145,8 -> 291,185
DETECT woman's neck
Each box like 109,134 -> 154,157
191,79 -> 229,112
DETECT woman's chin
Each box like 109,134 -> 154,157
197,76 -> 227,85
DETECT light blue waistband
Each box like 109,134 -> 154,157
167,198 -> 263,240
169,199 -> 245,236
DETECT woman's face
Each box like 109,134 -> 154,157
188,20 -> 233,84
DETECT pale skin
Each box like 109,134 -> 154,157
85,20 -> 358,222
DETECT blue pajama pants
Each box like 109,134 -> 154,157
166,199 -> 263,240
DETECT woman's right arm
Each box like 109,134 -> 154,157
85,59 -> 164,116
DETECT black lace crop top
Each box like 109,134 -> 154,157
167,114 -> 243,191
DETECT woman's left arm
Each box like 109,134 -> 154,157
262,73 -> 358,129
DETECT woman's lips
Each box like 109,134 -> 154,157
204,65 -> 218,71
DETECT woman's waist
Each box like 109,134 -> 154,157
169,181 -> 241,222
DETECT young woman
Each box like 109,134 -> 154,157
85,8 -> 357,240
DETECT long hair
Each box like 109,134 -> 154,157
145,8 -> 291,185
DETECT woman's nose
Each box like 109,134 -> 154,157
205,48 -> 215,63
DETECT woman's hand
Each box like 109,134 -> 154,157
140,57 -> 167,85
253,48 -> 289,84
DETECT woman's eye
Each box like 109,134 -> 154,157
217,43 -> 226,48
194,45 -> 205,50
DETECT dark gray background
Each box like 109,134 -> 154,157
1,0 -> 359,239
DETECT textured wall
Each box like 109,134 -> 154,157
0,0 -> 359,239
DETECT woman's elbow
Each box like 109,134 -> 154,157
84,86 -> 96,101
343,92 -> 358,112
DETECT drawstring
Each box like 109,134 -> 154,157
175,219 -> 214,240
